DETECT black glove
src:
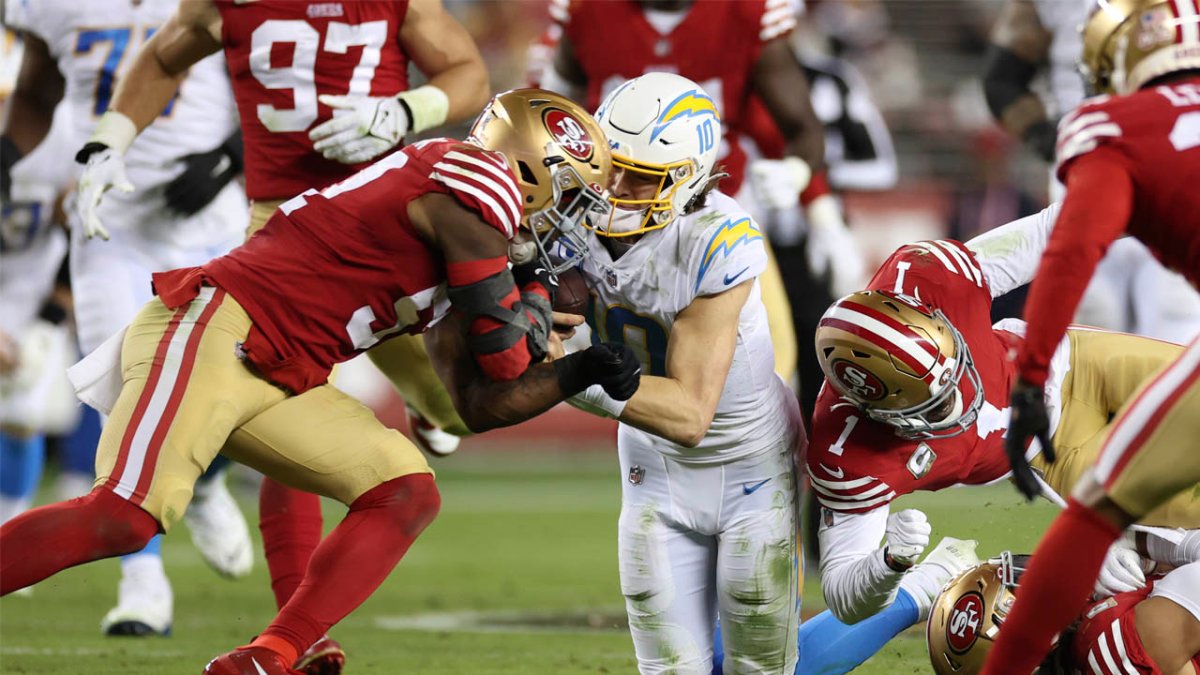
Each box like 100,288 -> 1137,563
555,342 -> 641,401
1023,119 -> 1058,164
1006,378 -> 1054,501
511,261 -> 558,305
164,131 -> 243,216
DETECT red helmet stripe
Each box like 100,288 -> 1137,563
820,317 -> 936,382
841,300 -> 941,359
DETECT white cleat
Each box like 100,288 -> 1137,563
184,474 -> 253,579
405,405 -> 461,457
900,537 -> 981,621
101,555 -> 173,637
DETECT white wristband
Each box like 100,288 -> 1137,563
397,85 -> 450,135
567,383 -> 627,419
88,111 -> 138,154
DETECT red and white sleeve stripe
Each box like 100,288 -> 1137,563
1056,108 -> 1122,167
432,150 -> 523,238
907,240 -> 984,288
760,0 -> 798,41
1085,617 -> 1142,675
808,469 -> 896,512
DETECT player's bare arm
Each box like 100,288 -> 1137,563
985,0 -> 1055,160
751,38 -> 825,171
1135,596 -> 1200,674
400,0 -> 490,124
0,32 -> 62,158
617,281 -> 751,448
106,0 -> 222,135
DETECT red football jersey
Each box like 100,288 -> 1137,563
552,0 -> 796,194
1070,580 -> 1200,674
1019,77 -> 1200,385
807,240 -> 1022,514
215,0 -> 411,200
153,139 -> 521,395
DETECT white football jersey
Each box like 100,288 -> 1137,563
1032,0 -> 1088,117
4,0 -> 244,246
578,191 -> 793,465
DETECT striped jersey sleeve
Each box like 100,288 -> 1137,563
759,0 -> 800,41
807,465 -> 897,514
1055,99 -> 1123,182
430,147 -> 523,239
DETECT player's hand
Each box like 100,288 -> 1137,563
806,194 -> 865,297
1007,378 -> 1053,501
748,157 -> 812,211
512,261 -> 558,305
1095,538 -> 1150,597
164,132 -> 243,216
584,342 -> 641,401
309,95 -> 410,164
884,509 -> 931,569
75,142 -> 134,241
551,311 -> 584,340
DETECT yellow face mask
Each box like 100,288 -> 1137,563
590,153 -> 695,238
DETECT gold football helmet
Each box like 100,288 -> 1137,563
928,552 -> 1030,675
815,290 -> 984,439
468,88 -> 613,273
1081,0 -> 1200,95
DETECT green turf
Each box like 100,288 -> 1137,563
0,448 -> 1057,674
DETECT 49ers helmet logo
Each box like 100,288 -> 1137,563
831,359 -> 886,401
946,592 -> 984,654
543,109 -> 594,162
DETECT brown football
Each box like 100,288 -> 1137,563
553,268 -> 591,316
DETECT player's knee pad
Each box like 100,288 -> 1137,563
350,473 -> 440,534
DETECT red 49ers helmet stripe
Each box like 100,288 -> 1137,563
820,301 -> 946,384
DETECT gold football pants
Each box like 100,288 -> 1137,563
95,289 -> 430,529
1033,328 -> 1199,528
248,198 -> 468,436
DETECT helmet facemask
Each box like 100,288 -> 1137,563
527,156 -> 612,274
593,155 -> 696,238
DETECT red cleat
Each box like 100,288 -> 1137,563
294,636 -> 345,675
203,646 -> 302,675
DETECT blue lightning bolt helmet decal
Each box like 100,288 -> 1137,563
650,89 -> 720,142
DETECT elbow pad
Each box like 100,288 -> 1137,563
982,46 -> 1039,121
446,259 -> 550,381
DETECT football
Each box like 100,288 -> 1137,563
553,267 -> 591,316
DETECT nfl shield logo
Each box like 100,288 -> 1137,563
628,465 -> 645,486
605,269 -> 619,288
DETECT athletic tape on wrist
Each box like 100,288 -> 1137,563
88,111 -> 138,154
397,85 -> 450,135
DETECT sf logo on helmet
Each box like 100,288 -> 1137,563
947,592 -> 984,654
832,359 -> 886,401
542,109 -> 594,162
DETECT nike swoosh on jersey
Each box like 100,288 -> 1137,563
252,658 -> 269,675
724,266 -> 750,285
819,463 -> 845,479
742,478 -> 770,495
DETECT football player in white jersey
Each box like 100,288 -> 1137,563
984,0 -> 1200,343
2,0 -> 253,637
563,73 -> 804,675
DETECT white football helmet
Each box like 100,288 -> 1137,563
592,72 -> 722,237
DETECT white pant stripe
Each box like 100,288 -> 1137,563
113,287 -> 216,500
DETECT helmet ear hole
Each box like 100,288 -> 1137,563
517,161 -> 539,185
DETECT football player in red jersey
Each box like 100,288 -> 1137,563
69,1 -> 488,670
0,90 -> 641,675
984,1 -> 1200,671
793,199 -> 1199,672
927,554 -> 1200,675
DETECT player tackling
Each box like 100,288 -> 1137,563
985,0 -> 1200,671
0,89 -> 641,675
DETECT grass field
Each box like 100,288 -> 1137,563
0,446 -> 1057,674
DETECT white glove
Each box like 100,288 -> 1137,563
806,194 -> 865,297
76,146 -> 133,241
885,509 -> 932,568
309,94 -> 410,164
1095,537 -> 1152,598
748,156 -> 812,211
